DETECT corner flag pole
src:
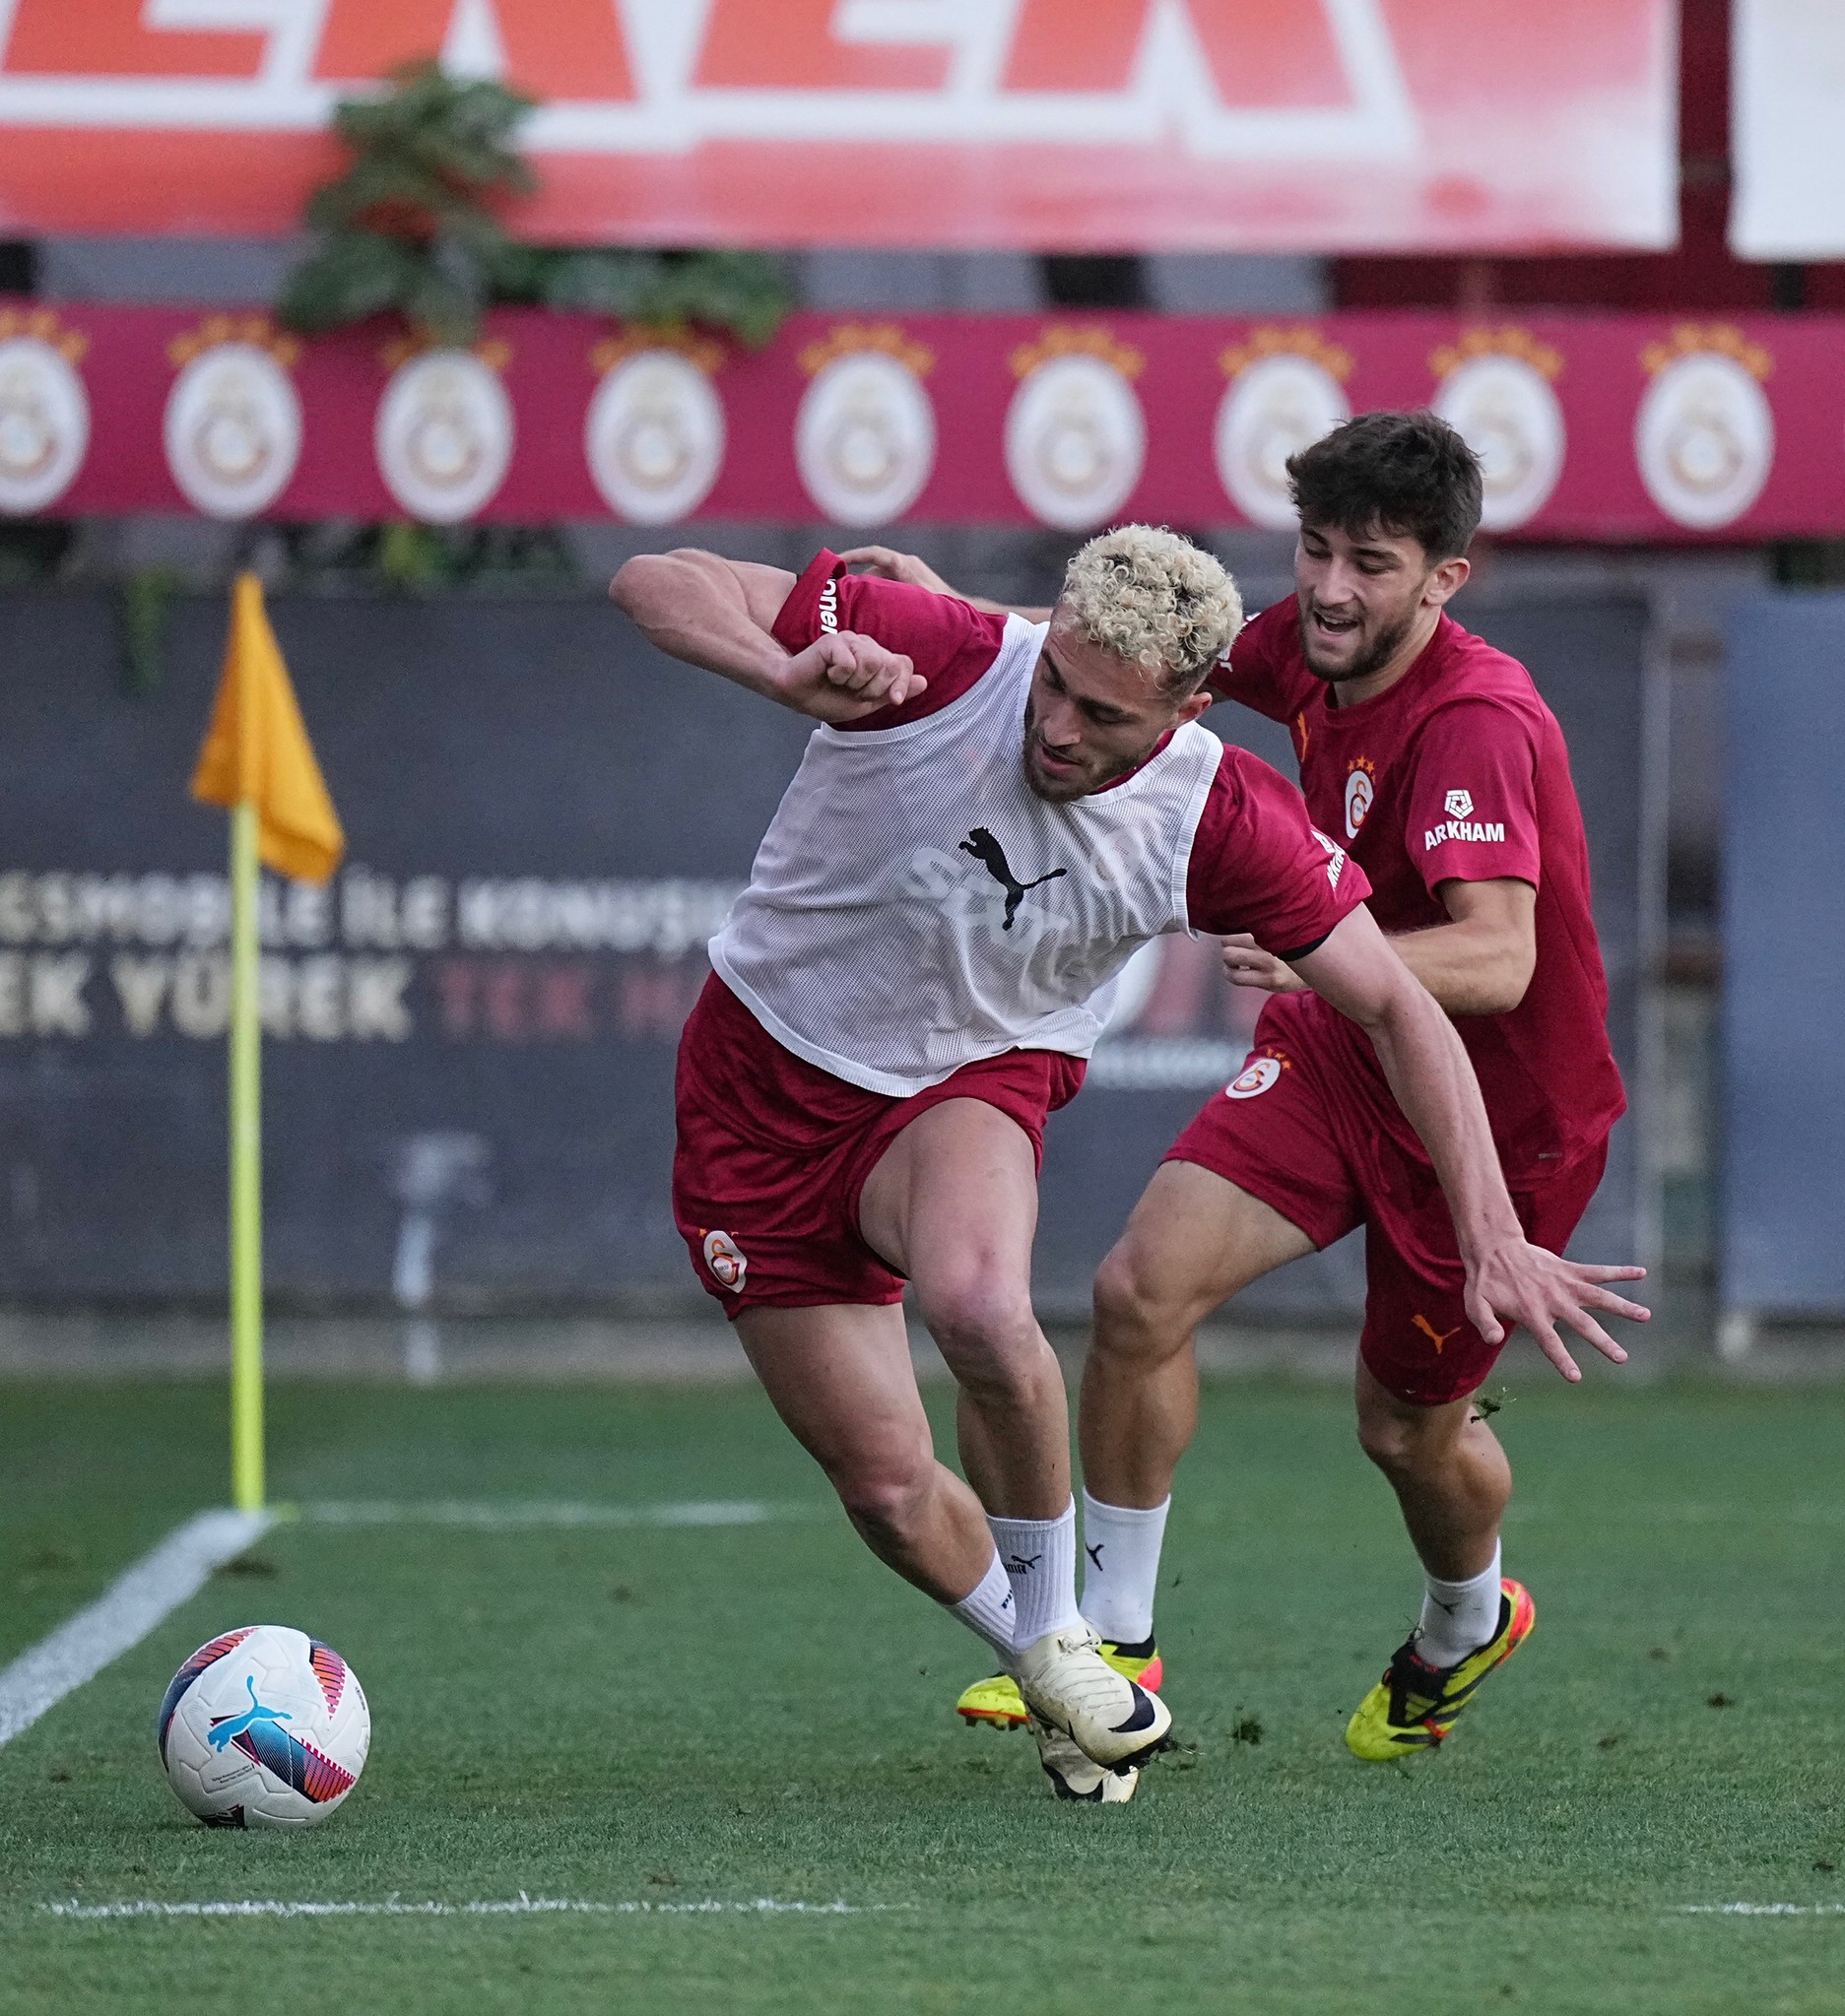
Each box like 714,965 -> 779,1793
192,573 -> 345,1518
229,796 -> 264,1514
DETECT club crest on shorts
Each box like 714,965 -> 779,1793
700,1229 -> 748,1291
1225,1054 -> 1283,1100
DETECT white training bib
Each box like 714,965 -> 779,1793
709,617 -> 1222,1096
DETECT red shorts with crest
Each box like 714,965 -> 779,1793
1164,995 -> 1608,1407
673,975 -> 1085,1314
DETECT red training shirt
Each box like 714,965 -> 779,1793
773,552 -> 1368,961
1210,600 -> 1625,1176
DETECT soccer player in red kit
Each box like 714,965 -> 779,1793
612,518 -> 1644,1801
1070,412 -> 1641,1764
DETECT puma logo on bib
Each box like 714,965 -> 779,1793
958,827 -> 1068,932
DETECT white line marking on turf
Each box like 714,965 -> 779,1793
41,1896 -> 894,1920
1673,1904 -> 1845,1917
0,1508 -> 273,1751
298,1500 -> 796,1529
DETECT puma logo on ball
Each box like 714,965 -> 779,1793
958,827 -> 1066,931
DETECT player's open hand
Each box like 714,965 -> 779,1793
837,547 -> 955,595
781,629 -> 924,722
1463,1241 -> 1650,1383
1220,933 -> 1311,994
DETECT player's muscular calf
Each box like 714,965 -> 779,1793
1353,1363 -> 1511,1582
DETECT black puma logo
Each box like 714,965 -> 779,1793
1085,1542 -> 1104,1571
1005,1552 -> 1042,1575
958,827 -> 1067,931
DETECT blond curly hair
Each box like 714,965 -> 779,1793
1060,525 -> 1244,692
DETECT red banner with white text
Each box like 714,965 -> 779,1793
0,303 -> 1825,541
0,0 -> 1675,251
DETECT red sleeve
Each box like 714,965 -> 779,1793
1204,601 -> 1316,723
1185,747 -> 1371,954
1403,701 -> 1543,896
771,551 -> 1010,731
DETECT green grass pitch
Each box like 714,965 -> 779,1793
2,1369 -> 1843,2015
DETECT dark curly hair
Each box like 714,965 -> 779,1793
1286,410 -> 1483,562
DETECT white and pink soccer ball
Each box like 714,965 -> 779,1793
157,1625 -> 370,1829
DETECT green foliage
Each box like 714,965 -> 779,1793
113,566 -> 180,696
276,519 -> 581,593
279,61 -> 789,350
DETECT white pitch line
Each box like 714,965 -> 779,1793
0,1508 -> 273,1751
1672,1904 -> 1845,1917
298,1500 -> 792,1529
41,1896 -> 892,1920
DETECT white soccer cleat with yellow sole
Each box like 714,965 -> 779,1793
1013,1620 -> 1170,1771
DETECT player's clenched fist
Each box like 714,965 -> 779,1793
780,629 -> 924,722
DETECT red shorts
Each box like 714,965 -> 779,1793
673,975 -> 1085,1314
1165,994 -> 1609,1407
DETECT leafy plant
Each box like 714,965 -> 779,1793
279,62 -> 789,349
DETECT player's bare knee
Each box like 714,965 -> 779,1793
1356,1404 -> 1451,1481
833,1458 -> 935,1549
1091,1243 -> 1190,1366
919,1275 -> 1040,1364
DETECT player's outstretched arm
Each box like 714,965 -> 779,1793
1288,905 -> 1649,1381
837,546 -> 1053,623
610,549 -> 926,723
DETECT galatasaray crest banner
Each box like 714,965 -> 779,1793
0,0 -> 1677,252
2,305 -> 1838,542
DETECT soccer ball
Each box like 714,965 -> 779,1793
157,1624 -> 370,1829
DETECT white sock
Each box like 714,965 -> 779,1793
1416,1541 -> 1503,1668
946,1547 -> 1017,1661
1079,1490 -> 1169,1648
987,1502 -> 1082,1648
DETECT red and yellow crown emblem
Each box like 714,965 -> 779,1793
1428,325 -> 1563,382
1220,324 -> 1352,382
590,327 -> 726,377
378,333 -> 512,371
1640,322 -> 1773,381
799,321 -> 934,379
1010,324 -> 1144,381
0,306 -> 89,363
166,312 -> 299,372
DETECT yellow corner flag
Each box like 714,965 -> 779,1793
191,573 -> 345,879
191,574 -> 344,1515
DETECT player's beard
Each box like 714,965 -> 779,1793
1296,597 -> 1419,688
1020,697 -> 1162,803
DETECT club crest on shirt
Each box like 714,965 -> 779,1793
1225,1052 -> 1285,1100
1345,758 -> 1376,839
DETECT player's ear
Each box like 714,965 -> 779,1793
1425,554 -> 1471,608
1173,687 -> 1214,725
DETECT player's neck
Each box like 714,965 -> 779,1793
1328,605 -> 1444,710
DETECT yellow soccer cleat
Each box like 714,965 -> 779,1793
955,1639 -> 1164,1729
1345,1579 -> 1535,1762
